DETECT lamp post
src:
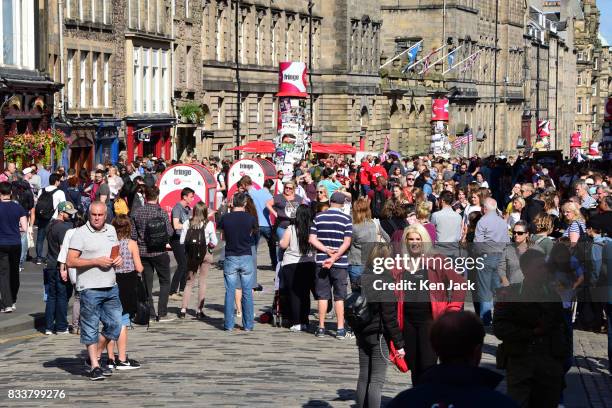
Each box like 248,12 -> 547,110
235,0 -> 241,160
308,0 -> 314,142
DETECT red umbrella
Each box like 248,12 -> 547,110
228,140 -> 275,153
311,142 -> 356,155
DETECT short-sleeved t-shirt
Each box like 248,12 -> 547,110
248,187 -> 273,228
273,194 -> 303,229
0,201 -> 26,245
564,220 -> 587,238
70,222 -> 118,291
218,211 -> 257,257
171,202 -> 191,236
310,208 -> 352,268
95,183 -> 111,201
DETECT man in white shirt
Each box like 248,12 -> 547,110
34,173 -> 67,265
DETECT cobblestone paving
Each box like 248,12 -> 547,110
0,249 -> 610,407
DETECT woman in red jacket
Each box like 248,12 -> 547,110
398,223 -> 466,384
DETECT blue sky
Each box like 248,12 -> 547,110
601,1 -> 612,44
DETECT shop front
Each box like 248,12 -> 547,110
126,117 -> 174,163
96,120 -> 121,165
68,125 -> 95,172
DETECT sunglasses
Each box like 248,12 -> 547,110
407,178 -> 415,181
284,186 -> 294,190
512,231 -> 526,235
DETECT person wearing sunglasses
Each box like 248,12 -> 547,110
266,181 -> 304,242
498,221 -> 531,288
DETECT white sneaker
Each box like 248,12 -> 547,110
57,329 -> 70,335
45,330 -> 53,335
1,307 -> 12,313
289,324 -> 302,332
11,304 -> 16,311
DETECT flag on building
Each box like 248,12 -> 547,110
447,48 -> 458,70
400,41 -> 423,73
460,50 -> 481,73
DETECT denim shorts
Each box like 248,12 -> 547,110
314,266 -> 348,300
121,313 -> 130,326
79,286 -> 123,345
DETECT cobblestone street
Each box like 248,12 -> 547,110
0,249 -> 610,407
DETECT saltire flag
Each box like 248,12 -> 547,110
461,51 -> 481,73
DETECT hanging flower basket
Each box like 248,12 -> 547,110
4,129 -> 67,167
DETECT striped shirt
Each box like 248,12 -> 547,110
564,220 -> 587,238
310,208 -> 352,268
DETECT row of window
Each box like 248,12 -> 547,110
202,2 -> 322,68
127,0 -> 167,34
66,50 -> 111,109
65,0 -> 111,24
132,46 -> 170,114
0,0 -> 36,69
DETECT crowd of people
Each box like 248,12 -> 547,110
0,152 -> 610,407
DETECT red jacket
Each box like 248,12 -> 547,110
359,161 -> 371,185
370,165 -> 388,185
394,254 -> 466,323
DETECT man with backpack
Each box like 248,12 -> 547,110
34,173 -> 66,265
367,177 -> 391,219
130,186 -> 173,322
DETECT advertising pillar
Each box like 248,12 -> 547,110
274,62 -> 311,179
430,98 -> 451,156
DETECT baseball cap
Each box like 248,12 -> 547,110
58,201 -> 78,215
585,178 -> 594,185
330,191 -> 346,204
23,167 -> 32,175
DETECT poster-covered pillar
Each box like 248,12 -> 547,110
431,99 -> 451,157
274,62 -> 311,180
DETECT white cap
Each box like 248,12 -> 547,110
585,178 -> 594,185
23,167 -> 32,175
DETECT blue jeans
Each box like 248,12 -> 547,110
361,185 -> 371,196
223,255 -> 255,331
348,265 -> 364,286
259,226 -> 278,269
79,285 -> 123,345
19,232 -> 28,269
44,268 -> 72,332
36,219 -> 50,259
475,253 -> 501,326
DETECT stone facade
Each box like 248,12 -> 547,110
37,0 -> 610,164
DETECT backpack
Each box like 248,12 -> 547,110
35,188 -> 61,221
114,197 -> 129,216
144,216 -> 169,252
370,188 -> 386,219
184,226 -> 208,268
344,289 -> 372,331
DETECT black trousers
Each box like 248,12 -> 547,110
169,238 -> 187,294
356,333 -> 388,408
142,253 -> 171,318
0,244 -> 21,308
403,316 -> 437,385
279,262 -> 315,325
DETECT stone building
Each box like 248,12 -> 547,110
380,0 -> 527,156
574,0 -> 603,149
0,0 -> 61,169
47,0 -> 119,171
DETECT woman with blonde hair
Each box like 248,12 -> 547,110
562,201 -> 586,244
106,166 -> 124,201
415,201 -> 436,243
396,223 -> 466,384
348,198 -> 389,284
506,197 -> 525,230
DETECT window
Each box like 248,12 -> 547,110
186,45 -> 192,87
240,96 -> 247,123
133,47 -> 141,113
592,84 -> 597,96
80,51 -> 88,108
240,17 -> 245,64
143,48 -> 150,113
103,0 -> 108,24
577,124 -> 583,133
577,73 -> 582,86
79,0 -> 83,20
256,95 -> 262,123
577,51 -> 584,61
216,9 -> 222,60
66,0 -> 71,18
577,97 -> 582,113
592,105 -> 597,124
185,0 -> 190,18
218,97 -> 224,129
0,0 -> 36,69
103,54 -> 110,107
91,0 -> 95,22
255,18 -> 261,65
92,53 -> 99,107
152,49 -> 159,112
161,50 -> 168,112
594,57 -> 599,70
67,50 -> 75,108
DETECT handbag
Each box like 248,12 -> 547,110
389,341 -> 409,372
132,275 -> 151,326
496,342 -> 508,369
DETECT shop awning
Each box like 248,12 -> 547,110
311,142 -> 357,155
227,140 -> 275,153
